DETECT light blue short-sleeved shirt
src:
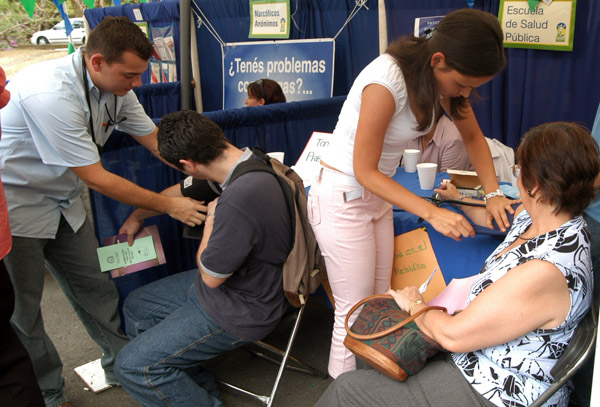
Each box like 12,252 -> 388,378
0,49 -> 156,238
584,103 -> 600,223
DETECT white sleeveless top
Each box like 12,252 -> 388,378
323,54 -> 431,178
452,210 -> 593,407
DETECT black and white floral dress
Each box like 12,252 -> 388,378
452,210 -> 593,407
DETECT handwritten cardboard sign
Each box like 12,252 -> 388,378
391,227 -> 446,302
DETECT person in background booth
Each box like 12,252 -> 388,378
245,78 -> 286,106
0,17 -> 205,407
399,110 -> 474,173
115,111 -> 292,407
316,121 -> 599,407
307,8 -> 514,379
0,66 -> 45,407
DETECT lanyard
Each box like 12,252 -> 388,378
81,56 -> 127,153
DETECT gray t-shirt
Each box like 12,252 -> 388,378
196,163 -> 292,341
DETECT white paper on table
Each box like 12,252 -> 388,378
428,274 -> 479,314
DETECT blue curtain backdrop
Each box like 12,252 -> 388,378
85,0 -> 600,147
190,0 -> 379,112
384,0 -> 600,148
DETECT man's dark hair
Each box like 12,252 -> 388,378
157,110 -> 229,170
387,8 -> 505,131
517,121 -> 600,216
86,16 -> 154,64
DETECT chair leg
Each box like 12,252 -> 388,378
249,340 -> 326,377
218,302 -> 326,406
266,303 -> 306,406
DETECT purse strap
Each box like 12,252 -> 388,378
345,294 -> 447,340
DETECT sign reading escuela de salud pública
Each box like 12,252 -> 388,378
499,0 -> 576,51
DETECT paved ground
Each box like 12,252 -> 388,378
0,45 -> 71,79
42,270 -> 334,407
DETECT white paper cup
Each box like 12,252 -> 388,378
416,163 -> 438,190
268,152 -> 285,163
403,149 -> 420,173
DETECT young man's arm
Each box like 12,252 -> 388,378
196,199 -> 227,288
71,162 -> 206,226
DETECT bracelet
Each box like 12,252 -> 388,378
483,189 -> 505,203
206,211 -> 215,217
452,195 -> 465,208
408,300 -> 423,315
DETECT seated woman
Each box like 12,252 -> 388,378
400,111 -> 474,173
245,78 -> 286,106
315,122 -> 599,407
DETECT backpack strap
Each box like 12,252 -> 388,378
229,148 -> 297,248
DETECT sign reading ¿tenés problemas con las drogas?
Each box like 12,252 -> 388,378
221,39 -> 335,109
499,0 -> 576,51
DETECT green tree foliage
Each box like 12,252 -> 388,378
0,0 -> 149,49
0,0 -> 61,49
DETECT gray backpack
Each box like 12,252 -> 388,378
230,147 -> 326,307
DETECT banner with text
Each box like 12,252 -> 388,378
222,39 -> 335,110
499,0 -> 576,51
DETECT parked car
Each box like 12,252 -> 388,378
30,17 -> 86,45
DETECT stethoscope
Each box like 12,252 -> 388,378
81,54 -> 127,153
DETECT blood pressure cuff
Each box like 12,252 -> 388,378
180,176 -> 221,239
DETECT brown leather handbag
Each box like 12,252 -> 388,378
344,294 -> 446,381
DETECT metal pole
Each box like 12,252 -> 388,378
180,0 -> 191,110
190,16 -> 203,112
378,0 -> 388,55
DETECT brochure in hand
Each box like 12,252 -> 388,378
97,224 -> 166,278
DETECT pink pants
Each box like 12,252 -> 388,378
307,167 -> 393,378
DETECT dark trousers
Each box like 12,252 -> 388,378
0,259 -> 44,407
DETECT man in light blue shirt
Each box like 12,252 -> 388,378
0,17 -> 205,407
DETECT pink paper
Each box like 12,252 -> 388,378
428,274 -> 480,314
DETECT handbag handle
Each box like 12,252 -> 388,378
345,294 -> 446,340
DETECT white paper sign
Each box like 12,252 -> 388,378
292,131 -> 333,187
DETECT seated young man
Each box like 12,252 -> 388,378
114,110 -> 292,407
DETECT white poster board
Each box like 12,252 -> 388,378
292,131 -> 333,187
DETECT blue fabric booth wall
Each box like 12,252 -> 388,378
85,0 -> 600,148
385,0 -> 600,149
85,0 -> 379,116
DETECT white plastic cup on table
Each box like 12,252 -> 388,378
416,163 -> 438,190
403,149 -> 420,173
268,152 -> 285,164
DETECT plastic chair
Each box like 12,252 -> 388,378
529,306 -> 598,407
218,300 -> 327,406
